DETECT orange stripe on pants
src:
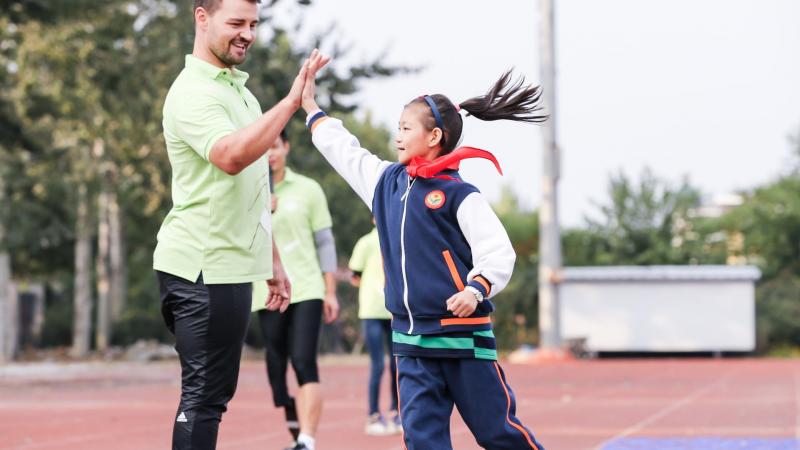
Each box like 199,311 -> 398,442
492,361 -> 540,450
396,356 -> 408,450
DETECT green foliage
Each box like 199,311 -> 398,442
755,271 -> 800,352
718,170 -> 800,351
0,0 -> 408,350
40,283 -> 75,348
584,168 -> 704,265
492,187 -> 540,349
563,167 -> 730,269
2,0 -> 798,356
722,176 -> 800,279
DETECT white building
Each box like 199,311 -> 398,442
559,265 -> 761,353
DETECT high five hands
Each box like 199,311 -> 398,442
302,49 -> 329,113
286,49 -> 330,112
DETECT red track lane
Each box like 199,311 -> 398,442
0,357 -> 798,450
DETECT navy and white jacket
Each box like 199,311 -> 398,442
308,114 -> 516,337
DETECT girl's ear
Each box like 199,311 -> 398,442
428,128 -> 443,148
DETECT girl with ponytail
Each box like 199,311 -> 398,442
301,50 -> 546,450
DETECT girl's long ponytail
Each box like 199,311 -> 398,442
407,70 -> 547,155
459,70 -> 547,123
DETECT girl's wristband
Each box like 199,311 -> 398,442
307,110 -> 327,132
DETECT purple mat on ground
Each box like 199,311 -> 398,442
602,438 -> 800,450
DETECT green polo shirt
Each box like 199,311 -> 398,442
349,228 -> 390,320
252,168 -> 332,310
154,54 -> 272,284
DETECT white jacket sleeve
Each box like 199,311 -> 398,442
307,113 -> 392,210
456,192 -> 517,299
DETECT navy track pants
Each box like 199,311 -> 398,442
396,356 -> 545,450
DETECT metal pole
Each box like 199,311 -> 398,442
538,0 -> 562,350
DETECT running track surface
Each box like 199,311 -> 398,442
1,357 -> 798,450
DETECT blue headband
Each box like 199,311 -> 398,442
422,95 -> 445,130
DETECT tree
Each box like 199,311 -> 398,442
584,168 -> 704,266
11,6 -> 131,356
5,0 -> 408,354
0,0 -> 78,360
720,171 -> 800,351
0,177 -> 15,362
722,180 -> 800,279
492,187 -> 540,349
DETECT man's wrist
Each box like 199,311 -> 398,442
281,96 -> 300,111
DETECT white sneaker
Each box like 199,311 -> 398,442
364,413 -> 391,436
387,410 -> 403,435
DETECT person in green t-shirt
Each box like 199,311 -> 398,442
252,129 -> 339,450
349,224 -> 400,436
152,1 -> 328,448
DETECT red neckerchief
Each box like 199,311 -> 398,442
406,146 -> 503,181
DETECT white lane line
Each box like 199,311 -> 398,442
593,373 -> 732,450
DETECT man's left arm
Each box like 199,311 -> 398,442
266,236 -> 291,312
311,183 -> 338,323
315,228 -> 339,323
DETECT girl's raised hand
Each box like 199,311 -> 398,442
302,49 -> 331,114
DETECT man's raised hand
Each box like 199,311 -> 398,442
285,57 -> 310,109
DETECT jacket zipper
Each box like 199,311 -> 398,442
400,176 -> 415,333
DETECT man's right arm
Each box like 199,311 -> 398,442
208,97 -> 298,175
208,57 -> 310,175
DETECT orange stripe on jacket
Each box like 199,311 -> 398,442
493,362 -> 540,449
310,116 -> 329,133
440,316 -> 491,326
473,275 -> 492,296
442,250 -> 465,291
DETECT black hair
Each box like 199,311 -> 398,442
407,70 -> 547,154
279,128 -> 288,143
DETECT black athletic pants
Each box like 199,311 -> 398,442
157,271 -> 252,450
257,299 -> 323,407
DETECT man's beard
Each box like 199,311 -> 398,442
211,40 -> 248,66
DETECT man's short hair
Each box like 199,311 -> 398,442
194,0 -> 260,15
279,129 -> 288,143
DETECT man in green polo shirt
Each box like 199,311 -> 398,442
153,1 -> 328,449
252,129 -> 339,450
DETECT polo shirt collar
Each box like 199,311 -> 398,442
282,167 -> 298,184
273,167 -> 297,190
184,54 -> 250,86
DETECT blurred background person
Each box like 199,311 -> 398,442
349,220 -> 400,436
252,128 -> 340,450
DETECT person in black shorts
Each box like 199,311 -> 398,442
252,128 -> 339,450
